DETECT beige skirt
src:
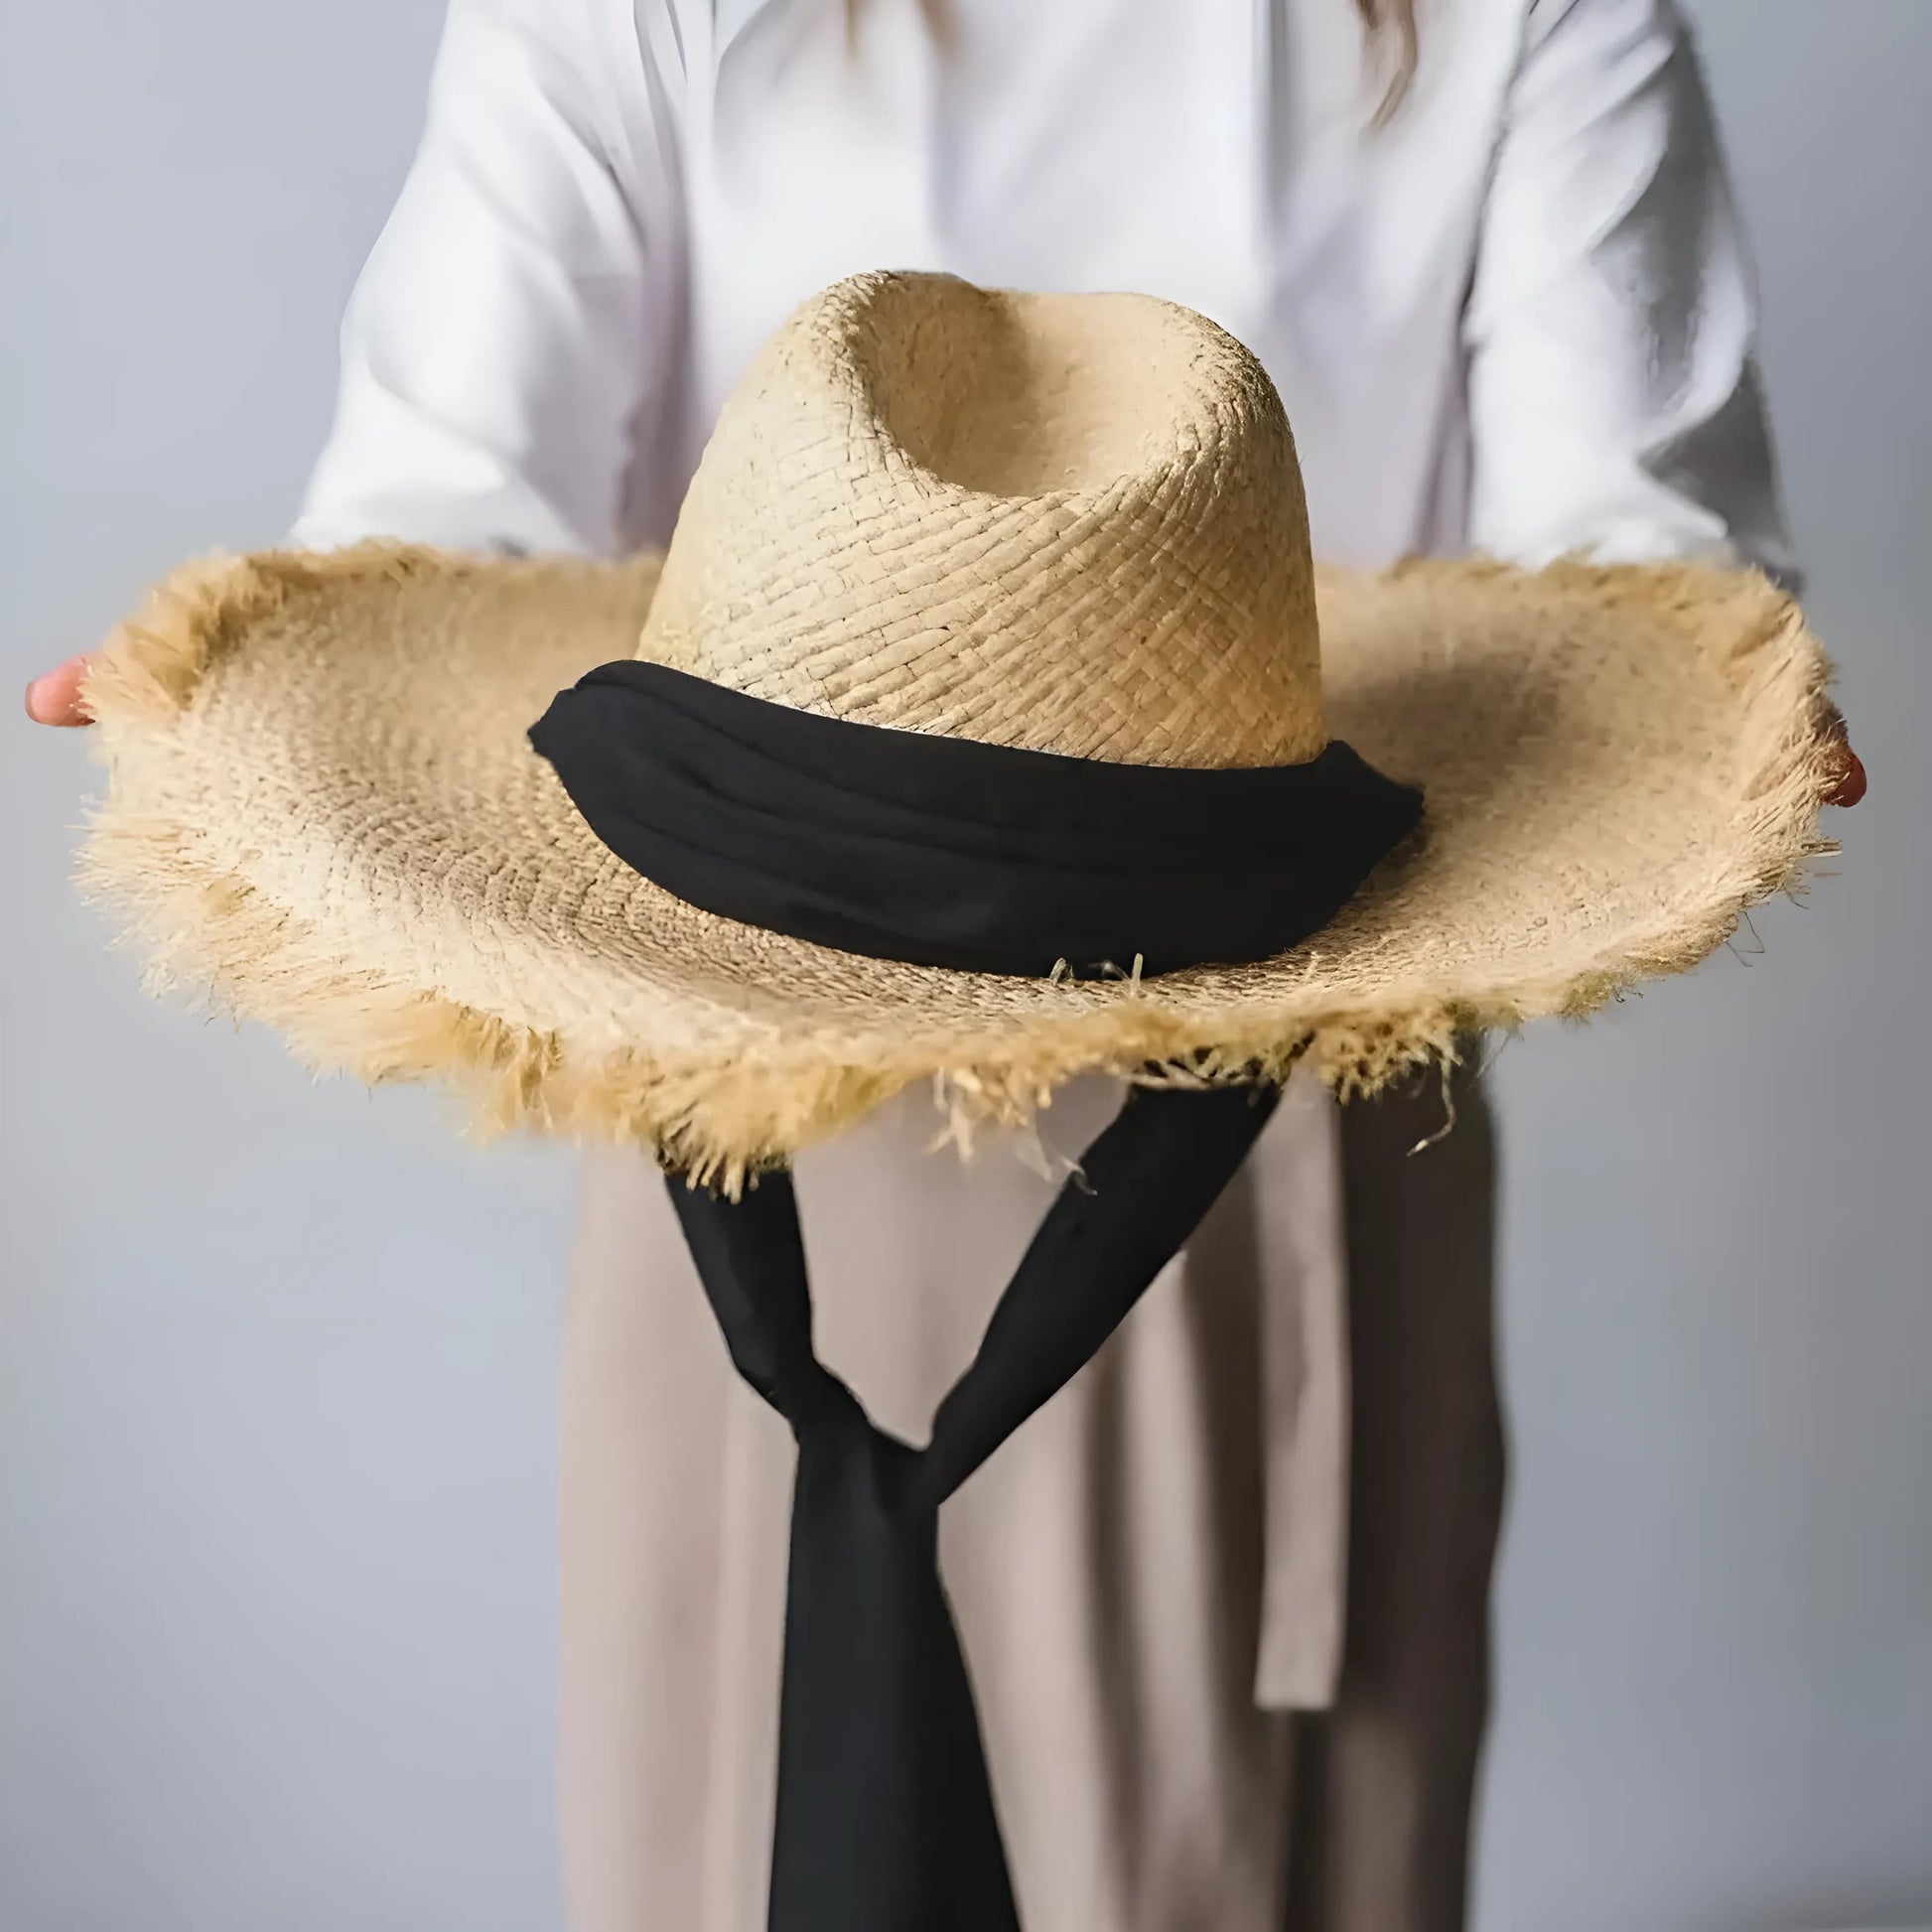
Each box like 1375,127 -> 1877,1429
557,1075 -> 1354,1932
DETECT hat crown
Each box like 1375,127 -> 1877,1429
635,273 -> 1326,769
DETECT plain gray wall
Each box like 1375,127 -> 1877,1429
3,4 -> 1927,1928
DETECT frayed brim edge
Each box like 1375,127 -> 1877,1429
76,543 -> 1841,1191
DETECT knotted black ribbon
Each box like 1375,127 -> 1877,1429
531,637 -> 1415,1921
530,659 -> 1421,978
667,1082 -> 1281,1932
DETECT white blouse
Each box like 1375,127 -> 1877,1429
293,0 -> 1791,588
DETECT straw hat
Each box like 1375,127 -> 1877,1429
76,269 -> 1848,1931
81,270 -> 1839,1182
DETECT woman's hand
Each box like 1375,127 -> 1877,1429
1822,708 -> 1867,808
25,655 -> 91,727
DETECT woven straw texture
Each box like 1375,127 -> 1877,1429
638,274 -> 1327,768
77,274 -> 1840,1184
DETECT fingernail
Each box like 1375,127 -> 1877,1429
25,669 -> 83,725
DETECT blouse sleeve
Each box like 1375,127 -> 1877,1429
1465,0 -> 1797,582
290,0 -> 680,559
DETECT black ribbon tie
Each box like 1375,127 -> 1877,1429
666,1081 -> 1282,1932
530,659 -> 1422,978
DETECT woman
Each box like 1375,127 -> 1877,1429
27,2 -> 1864,1927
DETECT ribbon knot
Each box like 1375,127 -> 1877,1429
668,1083 -> 1279,1932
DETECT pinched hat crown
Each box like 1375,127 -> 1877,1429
635,271 -> 1328,770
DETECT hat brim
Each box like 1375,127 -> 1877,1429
81,542 -> 1837,1181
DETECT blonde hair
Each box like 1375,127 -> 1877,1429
869,1 -> 1422,123
1358,0 -> 1421,120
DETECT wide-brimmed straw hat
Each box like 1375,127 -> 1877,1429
82,270 -> 1838,1182
77,269 -> 1847,1932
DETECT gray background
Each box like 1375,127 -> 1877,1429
3,3 -> 1927,1927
